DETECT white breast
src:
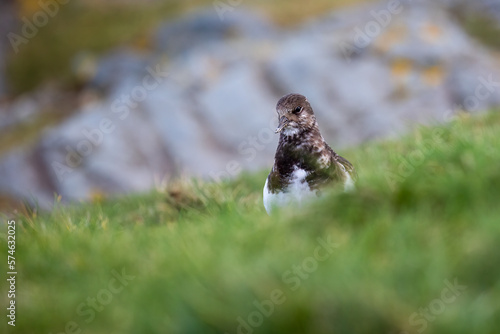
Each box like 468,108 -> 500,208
263,165 -> 356,214
263,168 -> 316,214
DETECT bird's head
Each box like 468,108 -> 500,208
275,93 -> 317,136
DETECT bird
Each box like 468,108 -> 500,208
263,93 -> 356,214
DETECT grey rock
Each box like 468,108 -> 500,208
0,149 -> 55,208
37,101 -> 173,204
80,49 -> 150,95
154,8 -> 276,57
0,84 -> 68,131
0,95 -> 39,130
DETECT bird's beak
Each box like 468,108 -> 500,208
275,116 -> 290,134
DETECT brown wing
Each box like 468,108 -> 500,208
336,154 -> 357,182
324,143 -> 357,183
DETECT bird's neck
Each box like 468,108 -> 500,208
278,125 -> 326,153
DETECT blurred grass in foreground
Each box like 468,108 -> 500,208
1,111 -> 499,334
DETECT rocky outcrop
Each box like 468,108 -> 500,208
1,1 -> 500,209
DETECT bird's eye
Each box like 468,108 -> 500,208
292,106 -> 302,114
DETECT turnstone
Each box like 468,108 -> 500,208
263,93 -> 356,214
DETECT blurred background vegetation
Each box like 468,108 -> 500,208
7,0 -> 500,96
7,0 -> 375,95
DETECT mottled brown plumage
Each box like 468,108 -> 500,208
263,93 -> 356,214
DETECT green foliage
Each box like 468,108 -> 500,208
2,112 -> 500,334
7,1 -> 186,94
452,12 -> 500,51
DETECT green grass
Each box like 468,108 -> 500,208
455,15 -> 500,51
2,111 -> 500,334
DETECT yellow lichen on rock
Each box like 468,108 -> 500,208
420,23 -> 444,44
421,65 -> 445,87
